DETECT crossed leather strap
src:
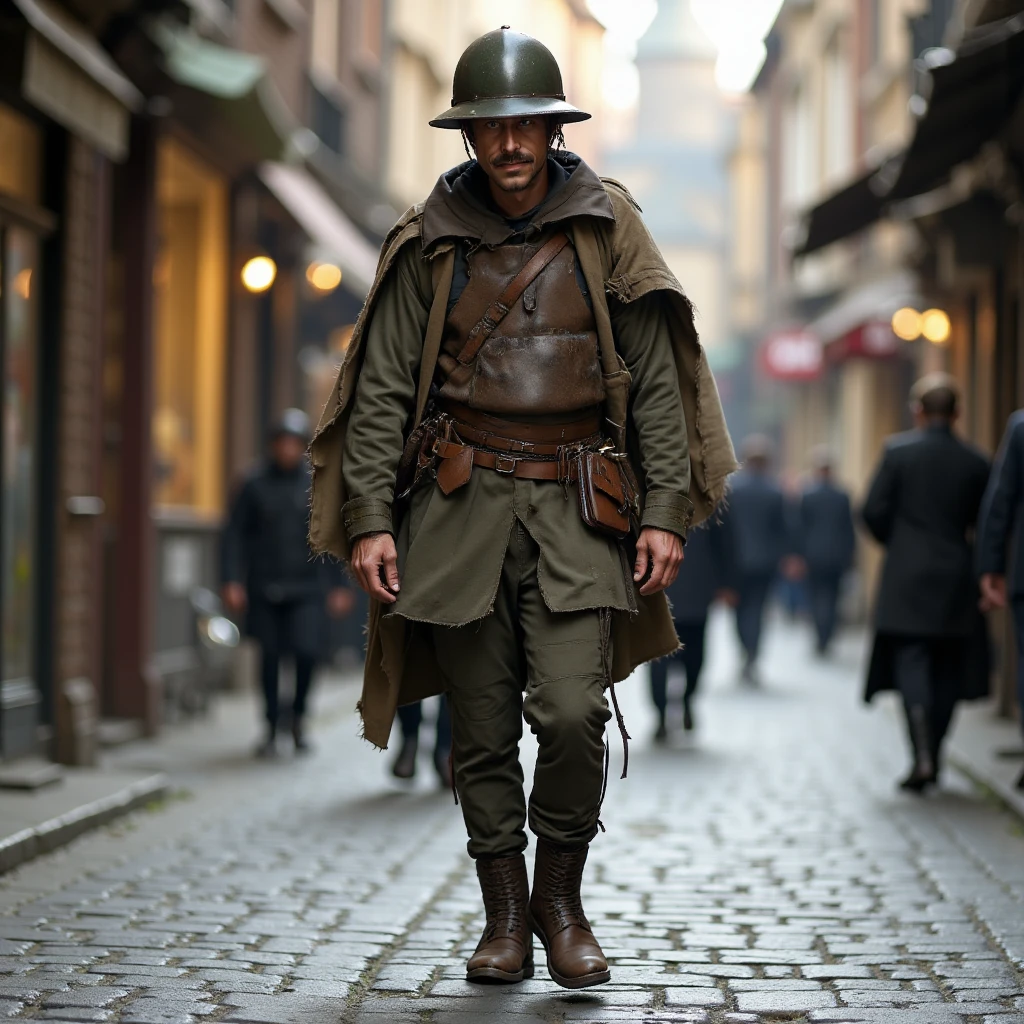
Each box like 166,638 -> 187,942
455,231 -> 571,367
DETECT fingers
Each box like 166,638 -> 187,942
639,533 -> 684,596
383,542 -> 401,594
351,536 -> 399,604
633,537 -> 651,585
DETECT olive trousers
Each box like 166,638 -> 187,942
432,520 -> 612,859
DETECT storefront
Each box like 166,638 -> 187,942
0,102 -> 45,760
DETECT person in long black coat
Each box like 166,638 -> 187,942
976,408 -> 1024,790
728,437 -> 788,683
861,375 -> 991,792
222,409 -> 353,757
798,450 -> 856,655
651,510 -> 736,739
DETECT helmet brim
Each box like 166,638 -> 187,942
429,95 -> 591,129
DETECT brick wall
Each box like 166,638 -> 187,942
53,136 -> 106,764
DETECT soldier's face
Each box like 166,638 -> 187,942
470,117 -> 550,193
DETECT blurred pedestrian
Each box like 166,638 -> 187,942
861,375 -> 991,793
392,696 -> 453,786
976,409 -> 1024,790
221,409 -> 354,758
651,511 -> 736,739
729,435 -> 788,683
798,448 -> 856,655
777,471 -> 809,621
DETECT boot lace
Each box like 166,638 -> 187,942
480,861 -> 525,941
543,848 -> 589,933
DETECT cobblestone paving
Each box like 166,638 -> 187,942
1,615 -> 1023,1023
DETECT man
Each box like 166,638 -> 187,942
976,409 -> 1024,790
308,29 -> 735,990
222,409 -> 353,757
651,512 -> 735,739
728,435 -> 788,683
798,448 -> 856,655
862,374 -> 990,792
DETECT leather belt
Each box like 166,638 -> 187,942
453,420 -> 602,456
434,439 -> 578,482
440,400 -> 602,445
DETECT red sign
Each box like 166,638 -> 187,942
827,321 -> 901,362
760,329 -> 824,381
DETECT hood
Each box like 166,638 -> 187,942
421,150 -> 614,251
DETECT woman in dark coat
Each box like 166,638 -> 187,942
861,375 -> 991,791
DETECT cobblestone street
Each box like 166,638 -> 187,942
2,614 -> 1023,1023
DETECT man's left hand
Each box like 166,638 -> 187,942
326,588 -> 356,619
634,527 -> 684,596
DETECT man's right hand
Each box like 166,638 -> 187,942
980,572 -> 1007,611
351,532 -> 401,604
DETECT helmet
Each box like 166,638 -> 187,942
271,408 -> 311,443
429,28 -> 591,129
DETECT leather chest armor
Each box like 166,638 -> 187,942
436,235 -> 604,417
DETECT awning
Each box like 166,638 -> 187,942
890,13 -> 1024,199
795,13 -> 1024,256
150,20 -> 299,163
5,0 -> 142,160
806,271 -> 922,345
259,162 -> 380,298
795,157 -> 899,257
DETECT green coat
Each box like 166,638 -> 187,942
310,166 -> 737,749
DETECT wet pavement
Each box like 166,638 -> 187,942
1,611 -> 1023,1023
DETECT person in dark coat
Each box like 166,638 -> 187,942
728,436 -> 788,683
222,409 -> 354,757
861,374 -> 991,792
392,697 -> 453,786
651,510 -> 736,739
798,448 -> 856,655
976,409 -> 1024,790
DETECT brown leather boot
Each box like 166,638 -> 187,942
466,854 -> 534,983
528,839 -> 610,989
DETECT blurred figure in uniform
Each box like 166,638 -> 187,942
651,511 -> 736,739
391,696 -> 453,786
222,409 -> 354,757
798,447 -> 856,655
976,408 -> 1024,790
862,375 -> 990,792
728,435 -> 788,683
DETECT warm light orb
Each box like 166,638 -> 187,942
891,307 -> 922,341
306,262 -> 342,292
241,256 -> 277,293
920,308 -> 951,344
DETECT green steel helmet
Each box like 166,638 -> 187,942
429,27 -> 591,129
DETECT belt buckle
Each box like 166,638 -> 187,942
494,454 -> 517,474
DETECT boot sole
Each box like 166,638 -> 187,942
466,956 -> 534,984
527,912 -> 610,989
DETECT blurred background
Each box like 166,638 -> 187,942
0,0 -> 1020,774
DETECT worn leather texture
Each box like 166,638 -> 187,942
438,235 -> 604,416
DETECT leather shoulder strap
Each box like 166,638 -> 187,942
414,248 -> 455,423
455,231 -> 570,366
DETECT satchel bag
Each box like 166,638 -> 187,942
576,449 -> 637,539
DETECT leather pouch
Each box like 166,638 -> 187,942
576,450 -> 635,539
436,444 -> 474,495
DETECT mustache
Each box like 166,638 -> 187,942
492,151 -> 535,167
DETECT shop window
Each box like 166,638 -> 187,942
0,105 -> 41,205
153,138 -> 228,516
1,226 -> 40,685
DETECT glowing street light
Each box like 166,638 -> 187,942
241,255 -> 277,293
306,262 -> 342,293
891,307 -> 923,341
920,308 -> 951,344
